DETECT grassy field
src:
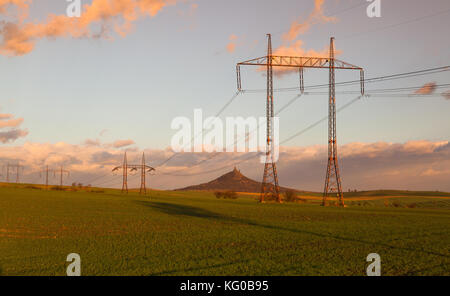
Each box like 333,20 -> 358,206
0,183 -> 449,276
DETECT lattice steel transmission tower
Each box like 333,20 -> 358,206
112,152 -> 129,193
4,162 -> 23,183
324,38 -> 342,206
259,34 -> 281,203
113,152 -> 155,195
57,165 -> 70,187
236,35 -> 365,206
40,165 -> 54,189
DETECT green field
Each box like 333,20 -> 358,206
0,184 -> 449,276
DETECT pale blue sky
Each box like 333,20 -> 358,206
1,0 -> 449,150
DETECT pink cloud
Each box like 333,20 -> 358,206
415,82 -> 437,95
113,139 -> 135,148
0,0 -> 179,56
0,128 -> 28,143
226,34 -> 238,53
1,140 -> 449,192
0,110 -> 27,143
0,117 -> 23,128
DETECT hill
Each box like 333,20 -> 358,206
175,167 -> 299,193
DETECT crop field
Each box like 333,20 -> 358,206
0,184 -> 449,276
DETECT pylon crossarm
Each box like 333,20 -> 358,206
238,56 -> 362,70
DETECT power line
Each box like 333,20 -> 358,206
340,7 -> 450,40
155,65 -> 448,177
156,91 -> 241,168
84,66 -> 449,187
241,66 -> 449,93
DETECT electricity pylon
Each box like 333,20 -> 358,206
236,35 -> 365,206
56,165 -> 70,187
123,152 -> 128,193
40,165 -> 58,189
40,165 -> 50,189
325,38 -> 343,206
112,152 -> 129,193
139,153 -> 148,194
5,163 -> 10,182
113,152 -> 155,195
4,162 -> 23,183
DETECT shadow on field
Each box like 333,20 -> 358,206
136,201 -> 449,259
137,201 -> 227,220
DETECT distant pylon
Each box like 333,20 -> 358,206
45,165 -> 49,188
6,162 -> 23,183
57,165 -> 70,187
122,152 -> 128,193
323,37 -> 344,207
112,152 -> 154,195
6,163 -> 10,183
260,34 -> 281,203
40,165 -> 51,189
140,153 -> 146,195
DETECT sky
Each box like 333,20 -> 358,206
0,0 -> 449,191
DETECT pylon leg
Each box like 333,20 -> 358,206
122,152 -> 128,194
260,34 -> 281,203
140,152 -> 146,195
323,37 -> 344,207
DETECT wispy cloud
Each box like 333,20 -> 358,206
99,129 -> 108,137
415,82 -> 437,95
0,113 -> 13,120
0,110 -> 27,143
112,139 -> 135,148
0,128 -> 28,143
0,0 -> 179,56
0,117 -> 23,128
261,0 -> 337,76
226,34 -> 238,53
84,138 -> 101,147
281,0 -> 336,42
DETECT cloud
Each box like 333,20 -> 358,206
0,117 -> 23,128
262,0 -> 337,77
90,150 -> 120,164
0,110 -> 27,143
113,139 -> 135,148
0,128 -> 28,143
415,82 -> 437,95
277,140 -> 450,192
273,39 -> 329,58
0,113 -> 13,120
2,140 -> 449,192
226,34 -> 238,53
84,138 -> 101,146
282,0 -> 336,42
0,0 -> 178,56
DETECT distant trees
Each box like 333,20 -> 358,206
72,182 -> 83,188
214,191 -> 238,199
283,190 -> 307,203
284,190 -> 297,202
